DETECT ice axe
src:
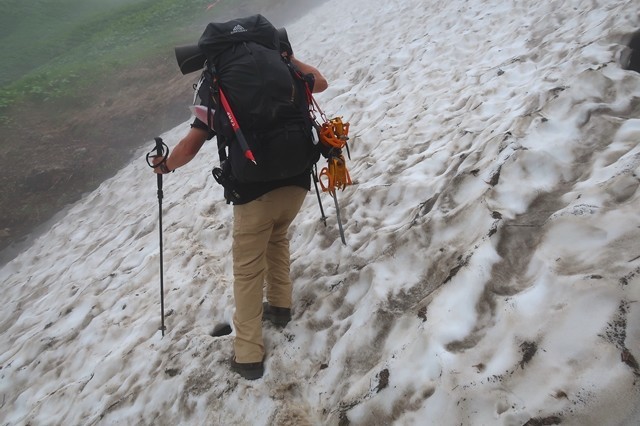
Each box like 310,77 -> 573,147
218,87 -> 257,165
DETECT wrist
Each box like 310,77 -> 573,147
158,161 -> 173,174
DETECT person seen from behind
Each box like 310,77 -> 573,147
152,19 -> 328,380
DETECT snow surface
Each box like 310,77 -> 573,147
2,0 -> 640,425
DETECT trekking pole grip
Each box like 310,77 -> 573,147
146,137 -> 170,177
154,137 -> 165,196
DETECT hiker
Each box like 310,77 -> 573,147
152,17 -> 327,380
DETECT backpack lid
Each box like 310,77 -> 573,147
198,14 -> 279,61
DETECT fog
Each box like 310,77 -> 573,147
0,0 -> 150,84
0,0 -> 324,84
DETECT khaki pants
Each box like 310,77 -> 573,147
232,186 -> 307,363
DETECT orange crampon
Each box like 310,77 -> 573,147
319,117 -> 350,150
319,154 -> 352,194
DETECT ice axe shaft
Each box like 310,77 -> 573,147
218,87 -> 257,164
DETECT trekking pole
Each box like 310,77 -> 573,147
146,137 -> 169,336
318,155 -> 350,246
332,191 -> 347,245
312,164 -> 328,226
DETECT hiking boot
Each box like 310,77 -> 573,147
230,356 -> 264,380
262,302 -> 291,327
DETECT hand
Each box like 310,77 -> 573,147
145,138 -> 171,173
151,156 -> 172,174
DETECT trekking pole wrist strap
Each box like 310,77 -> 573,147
157,161 -> 173,174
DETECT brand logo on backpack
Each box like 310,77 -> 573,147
231,24 -> 247,34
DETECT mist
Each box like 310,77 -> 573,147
0,0 -> 151,84
0,0 -> 324,84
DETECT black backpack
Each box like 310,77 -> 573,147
196,15 -> 319,184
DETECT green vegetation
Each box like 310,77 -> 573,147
0,0 -> 223,110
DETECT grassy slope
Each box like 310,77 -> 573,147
0,0 -> 209,109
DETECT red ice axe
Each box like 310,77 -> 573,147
217,87 -> 257,165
